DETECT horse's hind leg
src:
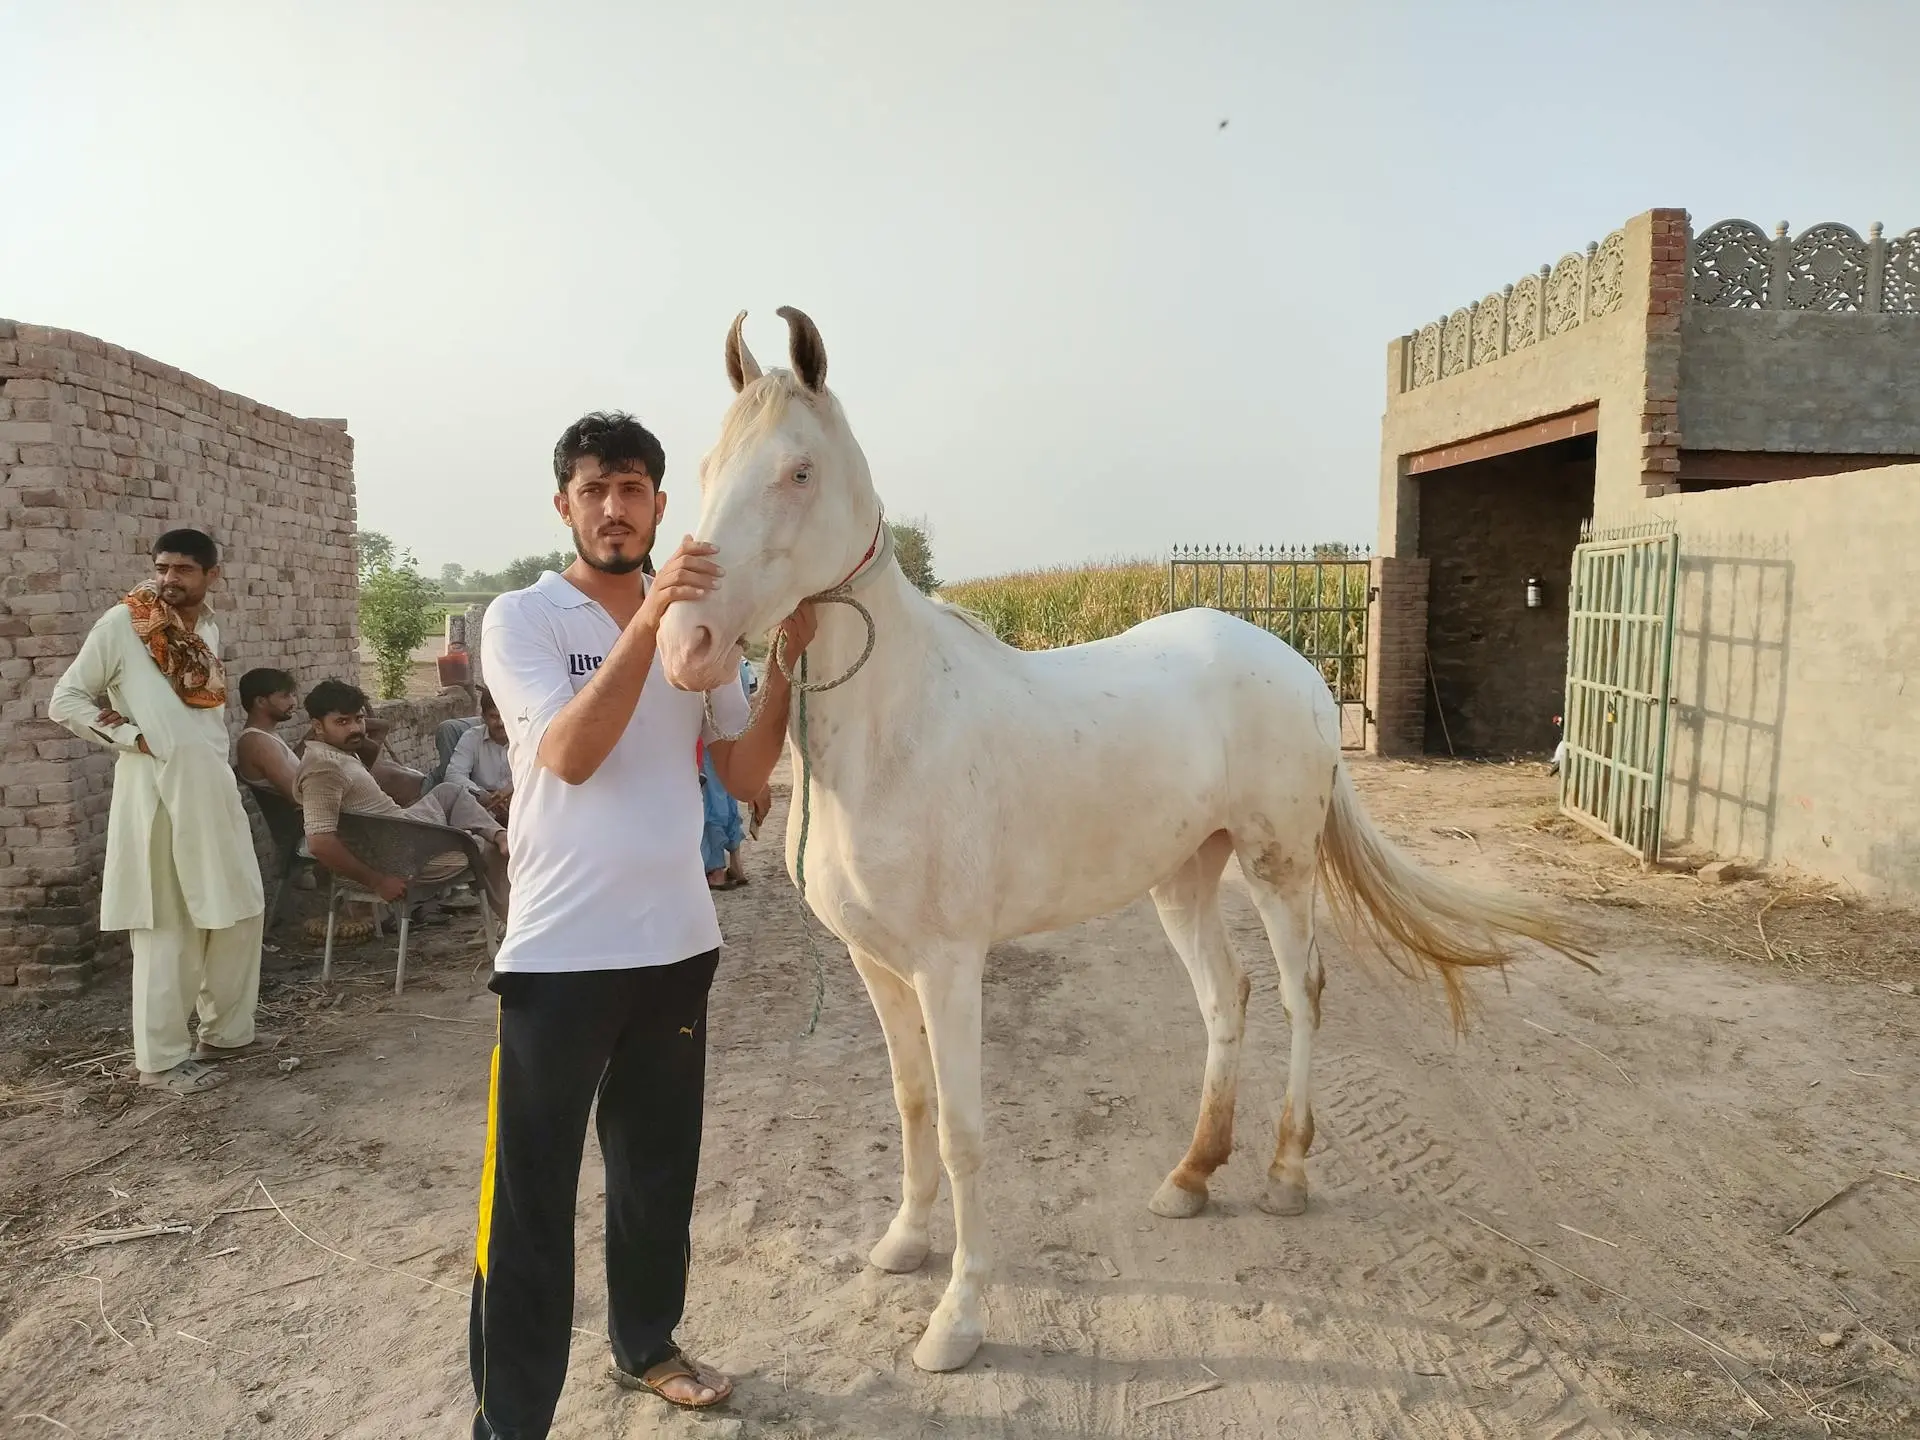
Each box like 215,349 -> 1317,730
1237,846 -> 1325,1217
1147,830 -> 1246,1219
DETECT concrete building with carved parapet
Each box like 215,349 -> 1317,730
1364,209 -> 1920,898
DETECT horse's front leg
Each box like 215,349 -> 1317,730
911,945 -> 990,1372
850,947 -> 938,1273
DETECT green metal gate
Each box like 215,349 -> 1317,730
1168,544 -> 1372,748
1560,523 -> 1680,861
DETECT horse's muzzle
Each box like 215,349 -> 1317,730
657,613 -> 741,693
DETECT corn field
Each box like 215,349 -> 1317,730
939,561 -> 1168,651
939,545 -> 1373,703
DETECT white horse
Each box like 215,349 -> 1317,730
658,308 -> 1588,1373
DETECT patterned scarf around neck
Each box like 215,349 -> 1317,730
122,582 -> 227,709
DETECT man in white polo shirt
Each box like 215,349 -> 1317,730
469,411 -> 810,1438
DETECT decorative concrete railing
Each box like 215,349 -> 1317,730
1689,220 -> 1920,313
1400,228 -> 1628,392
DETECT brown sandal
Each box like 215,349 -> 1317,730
610,1348 -> 733,1409
139,1059 -> 230,1095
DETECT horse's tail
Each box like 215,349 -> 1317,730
1317,761 -> 1595,1030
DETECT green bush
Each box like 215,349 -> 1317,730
357,531 -> 445,700
890,518 -> 939,594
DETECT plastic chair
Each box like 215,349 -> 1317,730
245,781 -> 312,933
319,810 -> 500,994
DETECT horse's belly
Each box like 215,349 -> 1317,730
989,795 -> 1224,939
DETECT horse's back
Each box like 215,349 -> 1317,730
929,604 -> 1340,932
985,605 -> 1341,766
1025,606 -> 1333,696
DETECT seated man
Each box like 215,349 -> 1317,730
431,713 -> 482,788
294,703 -> 427,806
355,707 -> 428,806
235,667 -> 302,800
446,686 -> 513,822
294,679 -> 510,918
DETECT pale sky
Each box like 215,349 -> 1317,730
4,2 -> 1916,582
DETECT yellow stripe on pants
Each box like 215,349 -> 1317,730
475,1015 -> 502,1278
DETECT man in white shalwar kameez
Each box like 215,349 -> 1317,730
49,529 -> 271,1096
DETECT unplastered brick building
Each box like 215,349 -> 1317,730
0,320 -> 359,998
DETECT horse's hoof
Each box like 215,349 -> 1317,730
913,1320 -> 984,1373
868,1229 -> 929,1274
1258,1178 -> 1308,1216
1148,1176 -> 1209,1219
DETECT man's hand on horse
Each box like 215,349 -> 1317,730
774,603 -> 818,666
637,536 -> 722,632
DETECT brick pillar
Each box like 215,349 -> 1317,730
1365,556 -> 1430,757
465,602 -> 488,688
1641,207 -> 1689,497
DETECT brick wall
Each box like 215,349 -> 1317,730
1365,555 -> 1430,756
1641,208 -> 1689,497
1417,440 -> 1594,755
1,319 -> 359,999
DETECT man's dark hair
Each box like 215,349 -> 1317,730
153,528 -> 219,570
240,668 -> 297,710
305,678 -> 370,721
553,411 -> 666,493
477,685 -> 498,716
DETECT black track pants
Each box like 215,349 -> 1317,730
468,950 -> 720,1440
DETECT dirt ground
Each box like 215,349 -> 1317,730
2,758 -> 1917,1439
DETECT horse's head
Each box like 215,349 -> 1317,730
657,307 -> 882,692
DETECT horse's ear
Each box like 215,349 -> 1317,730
725,311 -> 762,394
776,306 -> 827,393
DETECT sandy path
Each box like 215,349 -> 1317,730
1,760 -> 1915,1438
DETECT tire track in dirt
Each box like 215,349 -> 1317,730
1262,1038 -> 1632,1438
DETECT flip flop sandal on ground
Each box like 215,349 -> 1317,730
610,1350 -> 733,1409
193,1031 -> 283,1063
139,1060 -> 229,1095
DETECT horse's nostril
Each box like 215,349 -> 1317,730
690,625 -> 713,656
